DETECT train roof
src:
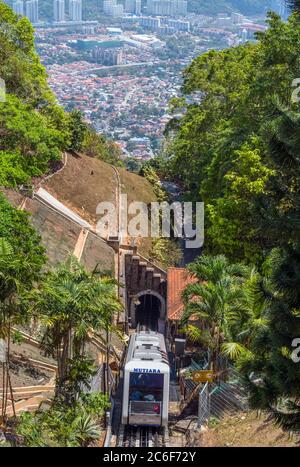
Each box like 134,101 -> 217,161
125,331 -> 169,368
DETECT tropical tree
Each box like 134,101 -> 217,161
221,268 -> 271,362
240,106 -> 300,432
17,392 -> 110,447
0,193 -> 45,422
206,141 -> 275,263
67,110 -> 86,153
163,12 -> 300,262
181,255 -> 249,372
30,256 -> 122,399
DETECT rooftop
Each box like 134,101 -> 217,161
167,267 -> 197,321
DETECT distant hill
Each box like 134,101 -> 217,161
187,0 -> 269,16
5,0 -> 271,23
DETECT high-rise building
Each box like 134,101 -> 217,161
53,0 -> 65,22
135,0 -> 141,15
69,0 -> 82,21
92,47 -> 124,66
147,0 -> 187,17
125,0 -> 141,15
270,0 -> 290,19
167,18 -> 190,31
241,28 -> 248,43
103,0 -> 124,17
13,0 -> 24,16
231,12 -> 244,25
139,16 -> 161,30
25,0 -> 39,23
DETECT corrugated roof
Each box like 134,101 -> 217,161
167,267 -> 197,321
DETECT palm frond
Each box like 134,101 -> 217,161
221,342 -> 249,360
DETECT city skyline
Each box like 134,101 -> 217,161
12,0 -> 83,23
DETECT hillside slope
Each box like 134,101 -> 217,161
44,152 -> 158,257
194,412 -> 299,447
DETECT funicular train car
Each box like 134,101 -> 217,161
121,331 -> 170,427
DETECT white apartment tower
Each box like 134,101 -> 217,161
103,0 -> 124,17
69,0 -> 82,21
25,0 -> 39,23
53,0 -> 65,22
147,0 -> 187,16
125,0 -> 141,15
13,0 -> 24,16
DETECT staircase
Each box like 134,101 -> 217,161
123,249 -> 167,297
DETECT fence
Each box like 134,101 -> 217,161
197,364 -> 249,427
180,357 -> 209,401
198,382 -> 210,427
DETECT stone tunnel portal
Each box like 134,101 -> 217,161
130,291 -> 166,333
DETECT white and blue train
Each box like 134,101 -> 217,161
121,331 -> 170,427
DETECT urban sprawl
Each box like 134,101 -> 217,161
6,0 -> 289,160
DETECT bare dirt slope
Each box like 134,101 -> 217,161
45,153 -> 157,226
0,341 -> 55,388
44,153 -> 117,226
44,153 -> 158,257
194,411 -> 299,447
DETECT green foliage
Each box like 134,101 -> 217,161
206,141 -> 275,263
30,256 -> 122,394
0,4 -> 89,187
0,95 -> 66,182
0,152 -> 30,187
149,238 -> 183,269
0,192 -> 45,284
17,393 -> 109,447
288,1 -> 300,13
0,3 -> 52,104
169,12 -> 300,433
188,0 -> 267,15
125,157 -> 142,173
81,392 -> 110,417
237,106 -> 300,432
61,356 -> 97,405
181,254 -> 250,371
141,165 -> 168,202
165,13 -> 300,262
67,110 -> 87,153
12,329 -> 25,345
0,193 -> 45,340
82,126 -> 123,166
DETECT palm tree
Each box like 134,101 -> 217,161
221,269 -> 270,361
73,413 -> 100,447
30,256 -> 122,398
181,255 -> 249,373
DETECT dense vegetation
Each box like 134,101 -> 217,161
168,11 -> 300,433
188,0 -> 268,16
0,3 -> 122,189
14,258 -> 121,447
165,12 -> 300,263
0,4 -> 122,445
1,0 -> 300,443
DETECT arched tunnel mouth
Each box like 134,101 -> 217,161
135,294 -> 161,332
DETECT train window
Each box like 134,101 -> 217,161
129,372 -> 164,403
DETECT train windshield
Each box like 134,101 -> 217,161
129,372 -> 164,403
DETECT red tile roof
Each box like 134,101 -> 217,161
167,267 -> 197,321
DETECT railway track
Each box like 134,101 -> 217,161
117,426 -> 168,447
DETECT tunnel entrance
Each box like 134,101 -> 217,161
135,294 -> 161,332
